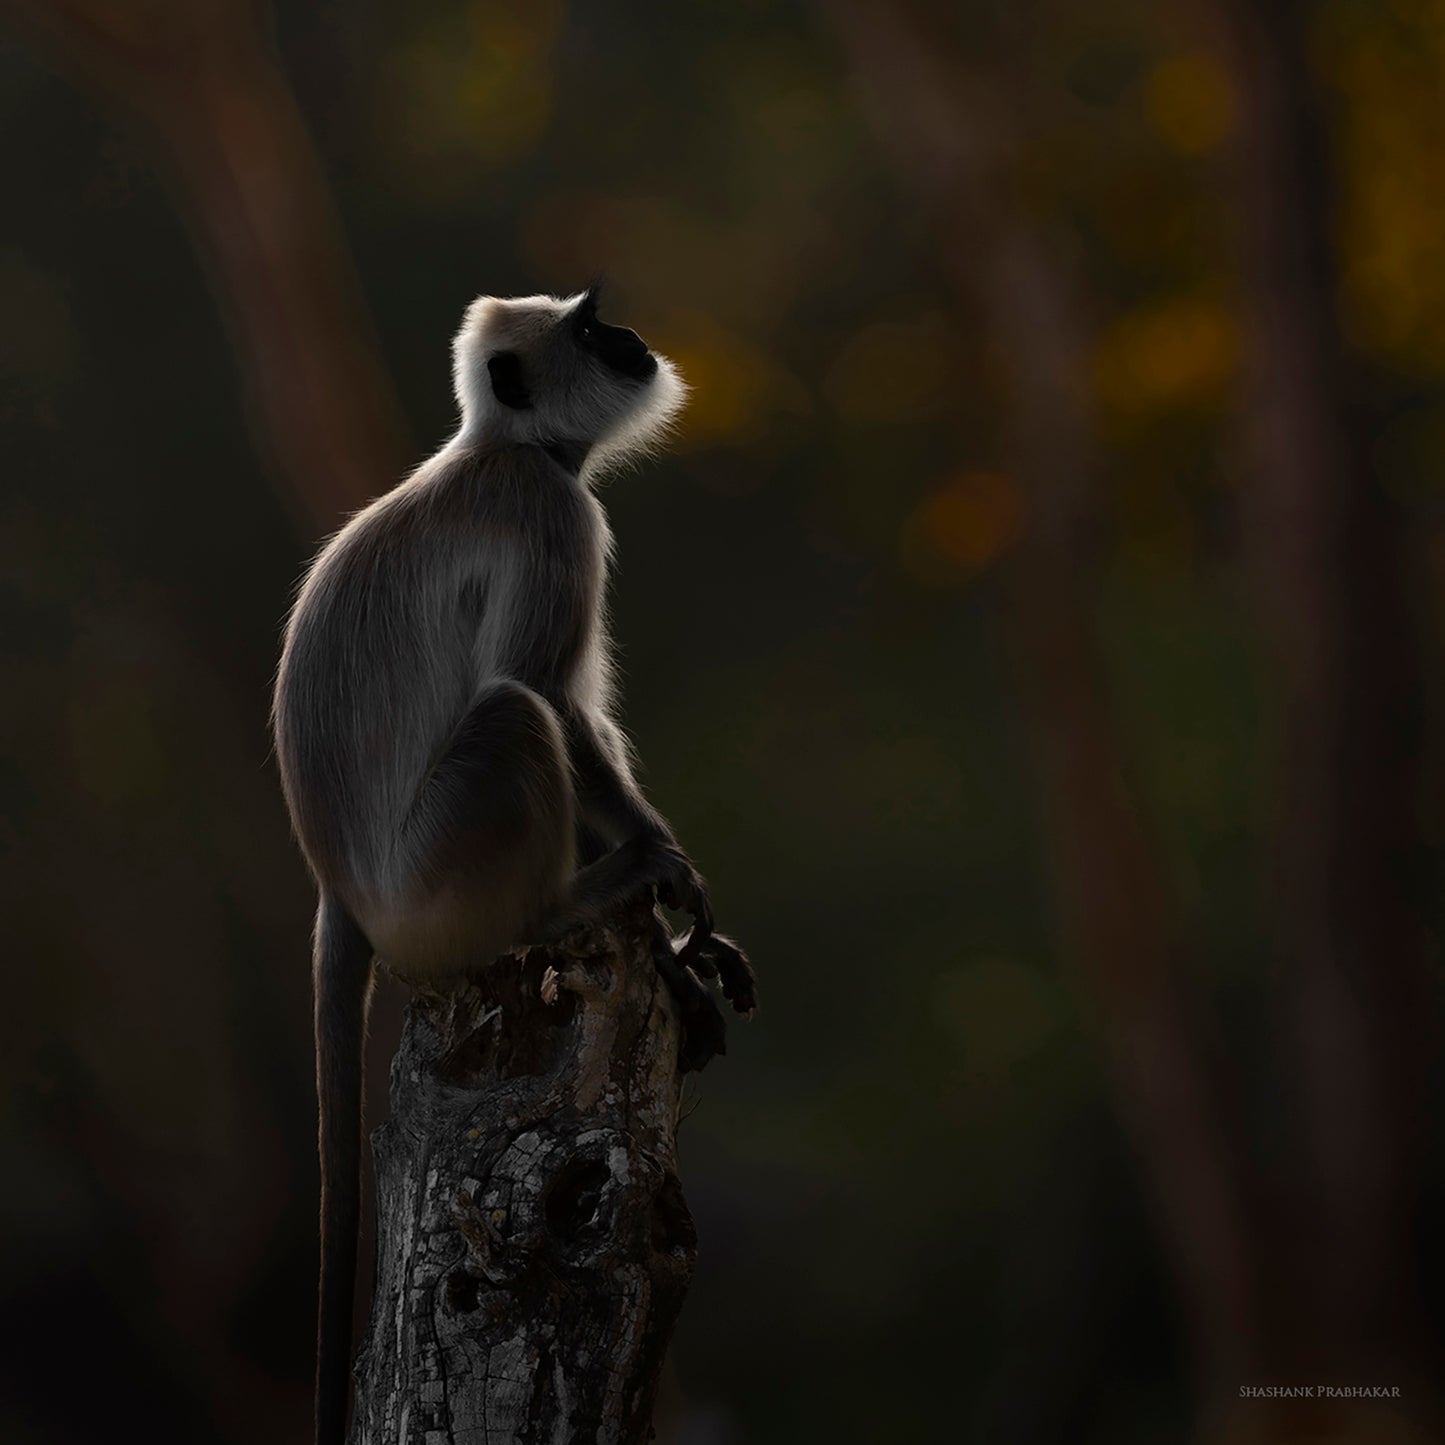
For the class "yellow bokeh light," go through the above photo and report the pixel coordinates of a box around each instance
[1145,52,1233,156]
[657,311,806,449]
[382,0,562,197]
[1092,296,1238,416]
[1334,15,1445,369]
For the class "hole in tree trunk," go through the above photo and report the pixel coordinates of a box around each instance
[445,1269,481,1314]
[545,1159,611,1244]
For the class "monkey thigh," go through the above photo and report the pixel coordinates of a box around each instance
[366,680,575,979]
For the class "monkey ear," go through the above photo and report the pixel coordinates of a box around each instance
[487,352,532,410]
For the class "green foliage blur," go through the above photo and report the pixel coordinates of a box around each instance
[2,2,1444,1442]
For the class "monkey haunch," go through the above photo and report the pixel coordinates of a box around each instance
[271,284,755,1445]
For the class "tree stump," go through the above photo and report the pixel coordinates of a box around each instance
[349,897,743,1445]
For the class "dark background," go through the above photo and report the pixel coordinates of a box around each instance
[2,1,1443,1441]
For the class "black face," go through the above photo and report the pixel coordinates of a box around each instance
[571,282,657,382]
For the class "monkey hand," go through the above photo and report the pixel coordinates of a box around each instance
[650,842,713,960]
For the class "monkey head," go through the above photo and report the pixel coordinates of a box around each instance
[452,283,687,476]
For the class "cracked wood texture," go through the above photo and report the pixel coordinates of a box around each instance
[350,898,699,1445]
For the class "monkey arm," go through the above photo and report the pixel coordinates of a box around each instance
[561,707,668,846]
[555,703,715,954]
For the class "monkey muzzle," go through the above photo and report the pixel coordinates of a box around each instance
[594,324,657,382]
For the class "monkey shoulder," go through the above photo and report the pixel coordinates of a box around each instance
[284,444,604,698]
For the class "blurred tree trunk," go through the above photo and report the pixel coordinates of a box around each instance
[1206,0,1435,1381]
[821,0,1260,1395]
[3,0,416,1429]
[5,0,409,528]
[351,901,697,1444]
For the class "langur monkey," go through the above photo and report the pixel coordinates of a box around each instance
[272,284,752,1445]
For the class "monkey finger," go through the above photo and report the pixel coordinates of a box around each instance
[683,939,720,980]
[684,876,714,934]
[701,934,758,1016]
[677,916,713,967]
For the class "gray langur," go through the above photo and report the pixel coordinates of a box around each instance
[271,284,755,1445]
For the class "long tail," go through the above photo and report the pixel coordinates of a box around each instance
[313,897,374,1445]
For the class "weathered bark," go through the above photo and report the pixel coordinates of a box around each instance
[350,899,703,1445]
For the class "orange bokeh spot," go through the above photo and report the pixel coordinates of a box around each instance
[901,471,1026,586]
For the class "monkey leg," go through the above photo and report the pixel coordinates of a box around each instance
[363,679,575,979]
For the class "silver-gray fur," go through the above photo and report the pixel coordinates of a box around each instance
[272,287,710,1445]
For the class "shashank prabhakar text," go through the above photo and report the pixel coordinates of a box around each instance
[1239,1386,1400,1399]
